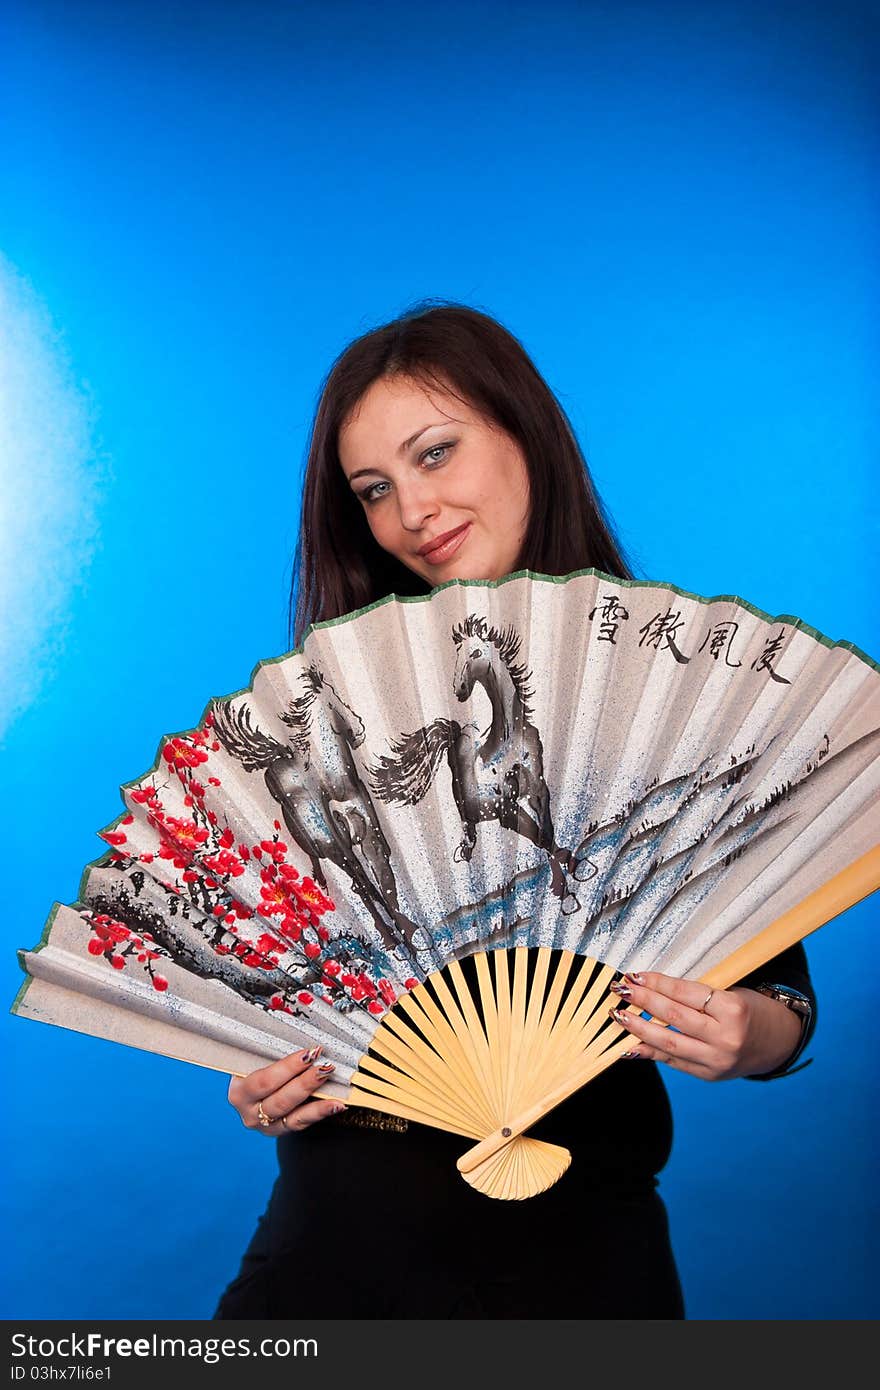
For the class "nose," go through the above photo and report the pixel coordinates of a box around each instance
[395,475,440,532]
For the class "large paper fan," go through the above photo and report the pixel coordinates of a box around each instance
[14,569,880,1199]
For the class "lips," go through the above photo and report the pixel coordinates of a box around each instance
[417,522,471,563]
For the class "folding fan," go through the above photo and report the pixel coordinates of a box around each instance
[14,569,880,1200]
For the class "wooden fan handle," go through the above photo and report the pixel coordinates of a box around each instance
[458,844,880,1176]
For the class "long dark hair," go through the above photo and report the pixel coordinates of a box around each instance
[289,299,634,647]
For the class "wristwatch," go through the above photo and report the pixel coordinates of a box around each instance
[751,982,814,1078]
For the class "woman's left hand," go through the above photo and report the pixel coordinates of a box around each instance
[609,971,804,1081]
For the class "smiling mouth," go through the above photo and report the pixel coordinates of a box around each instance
[418,523,471,564]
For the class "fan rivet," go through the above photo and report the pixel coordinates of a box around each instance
[501,1126,512,1137]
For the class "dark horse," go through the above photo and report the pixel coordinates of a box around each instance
[368,615,593,914]
[211,666,420,951]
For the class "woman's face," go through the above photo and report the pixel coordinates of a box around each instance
[338,374,531,585]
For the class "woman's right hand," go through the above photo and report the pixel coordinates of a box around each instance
[228,1046,344,1134]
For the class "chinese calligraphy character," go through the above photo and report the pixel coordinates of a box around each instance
[697,621,742,668]
[638,609,690,663]
[750,629,792,684]
[588,594,629,644]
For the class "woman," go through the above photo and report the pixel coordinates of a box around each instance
[213,301,816,1320]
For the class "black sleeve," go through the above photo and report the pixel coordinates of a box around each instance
[735,939,818,1081]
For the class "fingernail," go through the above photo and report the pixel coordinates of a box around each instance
[625,972,646,985]
[303,1046,322,1064]
[609,1007,630,1026]
[316,1061,336,1073]
[330,1103,346,1114]
[621,1049,641,1058]
[609,981,632,998]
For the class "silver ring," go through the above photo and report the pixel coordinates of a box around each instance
[700,989,715,1014]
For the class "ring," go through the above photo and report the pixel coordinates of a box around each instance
[257,1100,277,1128]
[280,1114,288,1129]
[699,989,715,1014]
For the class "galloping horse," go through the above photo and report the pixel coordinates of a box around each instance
[211,666,419,951]
[369,615,592,913]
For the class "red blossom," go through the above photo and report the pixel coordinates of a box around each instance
[121,814,134,825]
[87,939,106,956]
[102,831,127,846]
[152,975,169,992]
[110,956,126,970]
[297,991,314,1006]
[256,933,286,955]
[404,978,419,991]
[367,1001,385,1015]
[219,827,235,850]
[304,942,321,961]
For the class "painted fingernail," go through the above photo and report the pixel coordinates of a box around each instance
[330,1104,346,1115]
[316,1061,336,1073]
[303,1046,322,1064]
[609,1007,629,1025]
[621,1049,641,1058]
[625,972,646,985]
[609,981,632,998]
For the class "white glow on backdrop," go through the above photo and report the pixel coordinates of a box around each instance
[0,255,109,738]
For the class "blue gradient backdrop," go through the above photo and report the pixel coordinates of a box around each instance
[1,0,877,1320]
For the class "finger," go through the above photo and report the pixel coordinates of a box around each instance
[609,1004,712,1068]
[232,1046,326,1105]
[262,1058,339,1118]
[280,1097,346,1133]
[253,1089,344,1134]
[611,971,720,1039]
[621,1041,719,1079]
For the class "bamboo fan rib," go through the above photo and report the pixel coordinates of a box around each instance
[12,570,880,1201]
[348,948,622,1198]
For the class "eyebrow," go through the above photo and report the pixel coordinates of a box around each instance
[346,423,447,483]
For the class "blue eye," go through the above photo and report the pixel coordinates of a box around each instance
[361,480,391,503]
[422,443,451,465]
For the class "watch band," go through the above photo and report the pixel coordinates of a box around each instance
[748,982,814,1079]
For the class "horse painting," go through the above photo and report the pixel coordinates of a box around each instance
[211,666,420,951]
[368,615,593,914]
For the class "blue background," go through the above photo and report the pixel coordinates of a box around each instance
[1,0,877,1320]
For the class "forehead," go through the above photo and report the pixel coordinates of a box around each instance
[338,374,478,466]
